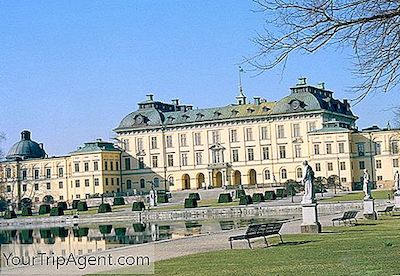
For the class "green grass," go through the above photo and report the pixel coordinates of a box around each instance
[119,216,400,276]
[154,198,240,211]
[321,190,392,202]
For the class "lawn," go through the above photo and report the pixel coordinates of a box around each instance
[154,198,240,211]
[145,216,400,276]
[321,189,393,202]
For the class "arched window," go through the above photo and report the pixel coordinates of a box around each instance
[139,179,145,189]
[168,176,174,186]
[281,169,287,179]
[153,177,160,187]
[264,169,271,180]
[296,168,302,179]
[126,180,132,190]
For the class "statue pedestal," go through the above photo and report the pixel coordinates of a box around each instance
[363,199,377,220]
[301,203,321,233]
[394,195,400,209]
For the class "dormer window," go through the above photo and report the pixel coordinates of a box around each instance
[231,109,239,116]
[167,116,175,123]
[247,107,255,113]
[262,106,270,112]
[182,114,190,121]
[196,113,204,120]
[213,111,222,118]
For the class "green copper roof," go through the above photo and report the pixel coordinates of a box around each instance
[70,140,120,154]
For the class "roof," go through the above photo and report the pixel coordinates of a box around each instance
[70,140,121,154]
[6,131,46,160]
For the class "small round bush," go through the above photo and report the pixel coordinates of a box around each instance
[113,197,125,206]
[99,225,112,235]
[265,191,277,200]
[184,198,198,208]
[72,200,80,209]
[218,193,232,203]
[133,223,146,232]
[132,202,145,211]
[57,201,68,210]
[239,195,253,205]
[157,194,169,203]
[77,201,88,211]
[21,207,33,216]
[252,193,265,203]
[39,204,51,215]
[50,207,64,216]
[98,203,112,213]
[4,210,17,219]
[189,193,200,200]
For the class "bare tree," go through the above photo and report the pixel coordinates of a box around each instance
[249,0,400,103]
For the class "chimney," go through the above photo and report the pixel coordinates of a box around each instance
[146,94,154,101]
[343,99,350,111]
[172,99,180,106]
[297,77,307,86]
[253,97,261,105]
[21,130,31,141]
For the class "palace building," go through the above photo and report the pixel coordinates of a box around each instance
[1,78,400,204]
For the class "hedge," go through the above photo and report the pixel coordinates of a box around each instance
[132,202,145,211]
[252,193,265,203]
[57,201,68,210]
[21,207,33,216]
[133,223,146,232]
[115,227,126,236]
[72,200,80,209]
[73,227,89,237]
[4,210,16,219]
[77,201,88,211]
[99,225,112,235]
[19,229,33,244]
[239,195,253,205]
[98,203,112,213]
[184,198,198,208]
[189,193,200,200]
[40,229,52,239]
[276,188,288,198]
[50,227,69,238]
[113,197,125,206]
[157,194,169,203]
[265,191,277,200]
[236,189,246,198]
[39,204,51,215]
[50,207,64,216]
[218,193,232,203]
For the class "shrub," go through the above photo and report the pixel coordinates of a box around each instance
[73,227,89,237]
[50,207,64,216]
[239,195,253,205]
[189,193,200,200]
[39,204,51,215]
[133,223,146,232]
[51,227,69,238]
[218,193,233,203]
[99,225,112,235]
[276,188,287,198]
[40,229,52,239]
[19,229,33,244]
[115,227,126,236]
[20,198,32,209]
[157,194,169,204]
[113,197,125,206]
[72,200,80,209]
[4,210,16,219]
[235,189,246,198]
[132,202,145,211]
[98,203,112,213]
[21,207,33,216]
[265,191,277,200]
[184,198,198,208]
[57,201,68,210]
[252,193,265,202]
[77,202,88,211]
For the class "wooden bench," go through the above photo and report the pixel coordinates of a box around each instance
[377,205,394,216]
[229,222,284,249]
[332,211,358,226]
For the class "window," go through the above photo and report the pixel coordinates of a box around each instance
[46,182,51,190]
[338,142,345,154]
[212,131,220,143]
[357,143,365,156]
[376,160,382,169]
[296,168,302,179]
[294,145,301,158]
[279,145,286,159]
[391,140,399,154]
[340,162,346,170]
[94,161,99,171]
[138,157,144,169]
[281,169,287,179]
[34,169,40,179]
[195,152,203,165]
[245,128,253,141]
[151,137,158,149]
[292,124,300,138]
[359,161,365,170]
[75,180,80,188]
[309,122,316,132]
[181,153,188,166]
[230,129,238,142]
[262,147,270,160]
[85,179,89,187]
[232,149,239,162]
[125,158,131,170]
[375,142,381,155]
[140,179,145,189]
[59,181,63,189]
[314,144,320,155]
[377,176,383,181]
[167,154,174,167]
[261,127,268,140]
[22,169,27,180]
[105,178,109,185]
[247,148,254,161]
[22,184,27,192]
[152,156,158,168]
[84,162,89,172]
[166,135,173,148]
[194,133,202,145]
[127,180,132,190]
[123,139,130,151]
[168,176,174,186]
[34,183,39,191]
[393,159,399,168]
[326,144,332,154]
[104,161,108,171]
[46,168,51,178]
[110,161,114,171]
[341,177,347,183]
[94,178,99,186]
[5,168,11,178]
[179,134,187,147]
[264,170,271,180]
[137,138,144,151]
[327,162,333,171]
[316,163,321,172]
[277,125,285,138]
[58,167,64,177]
[212,151,222,163]
[6,185,11,192]
[76,195,80,199]
[34,196,39,202]
[116,161,119,171]
[153,177,160,187]
[74,163,80,172]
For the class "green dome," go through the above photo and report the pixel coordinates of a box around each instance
[6,131,46,160]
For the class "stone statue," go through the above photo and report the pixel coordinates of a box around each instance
[301,160,315,204]
[394,171,400,195]
[363,169,372,200]
[149,185,157,207]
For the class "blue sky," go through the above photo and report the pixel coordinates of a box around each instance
[1,0,399,156]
